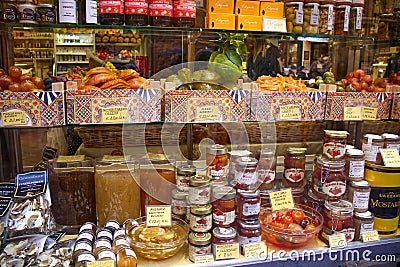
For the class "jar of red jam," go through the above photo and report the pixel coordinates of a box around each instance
[177,165,196,192]
[206,144,228,182]
[362,134,384,164]
[312,156,346,200]
[234,157,258,190]
[188,175,211,205]
[320,199,355,244]
[212,227,238,257]
[237,189,261,221]
[237,219,262,255]
[345,149,365,181]
[323,130,348,160]
[228,150,252,185]
[212,186,236,227]
[188,232,212,262]
[305,189,325,214]
[258,148,276,190]
[190,204,212,232]
[283,148,307,188]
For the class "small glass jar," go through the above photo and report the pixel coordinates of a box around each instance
[286,2,304,33]
[177,165,196,192]
[334,4,351,36]
[347,180,370,213]
[113,228,126,240]
[258,148,276,190]
[283,148,307,188]
[112,237,130,253]
[188,232,212,262]
[234,157,259,190]
[382,133,400,153]
[75,251,96,267]
[323,130,348,160]
[97,248,117,262]
[320,199,355,244]
[303,3,319,34]
[76,230,95,244]
[206,144,228,182]
[312,156,347,200]
[96,228,113,243]
[79,222,97,235]
[228,150,252,185]
[212,186,236,227]
[188,175,211,205]
[319,3,335,34]
[116,247,137,267]
[305,189,325,213]
[350,6,363,36]
[362,134,384,164]
[354,211,374,241]
[3,1,19,23]
[172,189,188,217]
[190,204,212,232]
[237,189,261,221]
[93,237,112,258]
[105,220,120,234]
[345,149,365,181]
[73,240,93,262]
[238,220,262,255]
[212,227,238,256]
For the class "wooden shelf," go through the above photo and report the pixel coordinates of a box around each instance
[14,47,54,50]
[57,61,89,64]
[56,52,87,55]
[56,43,94,46]
[14,36,53,40]
[96,43,141,46]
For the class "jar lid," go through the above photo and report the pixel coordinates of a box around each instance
[237,157,258,167]
[212,227,237,239]
[287,147,307,154]
[325,130,349,138]
[354,211,373,220]
[364,134,384,140]
[37,4,54,8]
[346,149,364,156]
[229,150,252,157]
[316,156,345,168]
[207,144,227,155]
[213,186,236,200]
[191,204,212,215]
[238,219,261,229]
[325,199,353,213]
[237,189,260,197]
[172,188,188,200]
[382,133,400,140]
[189,175,210,187]
[177,165,196,176]
[349,180,370,188]
[188,232,212,246]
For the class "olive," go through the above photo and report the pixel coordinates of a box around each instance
[300,218,312,229]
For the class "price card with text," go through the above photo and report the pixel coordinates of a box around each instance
[279,105,301,120]
[361,230,380,243]
[146,205,172,227]
[102,155,126,161]
[380,149,400,167]
[244,242,267,258]
[362,106,377,120]
[195,106,220,121]
[102,107,128,123]
[194,254,215,264]
[344,106,362,120]
[57,155,85,163]
[328,233,347,249]
[262,18,287,32]
[269,189,294,211]
[1,111,27,126]
[214,243,240,260]
[87,260,114,267]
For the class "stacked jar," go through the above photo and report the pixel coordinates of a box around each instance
[173,165,195,222]
[227,150,252,186]
[283,147,307,189]
[362,134,384,165]
[149,0,173,26]
[206,144,229,183]
[286,1,304,33]
[382,133,400,154]
[258,148,277,191]
[303,0,319,34]
[350,0,364,36]
[319,0,335,35]
[334,0,352,35]
[125,0,149,26]
[18,0,37,24]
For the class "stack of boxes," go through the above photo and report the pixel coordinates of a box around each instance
[206,0,285,31]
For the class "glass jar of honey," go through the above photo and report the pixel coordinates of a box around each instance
[116,247,138,267]
[283,148,307,188]
[345,149,365,181]
[206,144,228,182]
[258,148,276,190]
[237,189,261,221]
[362,134,384,164]
[234,157,259,190]
[212,186,236,227]
[323,130,348,160]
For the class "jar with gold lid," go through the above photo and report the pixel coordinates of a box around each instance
[188,232,212,262]
[190,204,212,232]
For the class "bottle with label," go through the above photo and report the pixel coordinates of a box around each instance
[78,0,98,24]
[238,219,262,255]
[172,0,196,27]
[99,0,125,25]
[58,0,77,23]
[125,0,149,26]
[149,0,173,26]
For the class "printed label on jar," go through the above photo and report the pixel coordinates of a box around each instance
[338,228,355,242]
[115,238,130,247]
[97,231,113,240]
[236,171,258,186]
[310,4,319,25]
[207,165,228,182]
[188,187,210,205]
[188,243,212,261]
[327,4,334,30]
[74,242,92,252]
[323,142,346,159]
[95,240,112,250]
[295,3,304,24]
[213,209,235,225]
[99,0,125,14]
[172,199,187,215]
[149,3,173,17]
[259,169,275,184]
[173,4,196,18]
[20,7,35,21]
[352,191,370,210]
[322,181,347,197]
[190,214,212,232]
[77,233,94,242]
[242,202,261,216]
[238,235,262,250]
[125,1,149,15]
[79,224,95,233]
[349,160,365,178]
[98,250,116,260]
[125,248,136,257]
[355,7,363,29]
[176,174,190,191]
[344,6,350,31]
[284,168,304,183]
[362,143,380,162]
[369,188,400,219]
[77,253,96,262]
[360,222,374,233]
[113,229,125,240]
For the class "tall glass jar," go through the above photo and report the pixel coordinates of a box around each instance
[286,2,304,33]
[48,157,96,233]
[212,186,236,227]
[95,158,140,227]
[345,149,365,181]
[334,3,352,35]
[362,134,384,164]
[319,1,335,34]
[258,148,276,190]
[382,133,400,153]
[228,150,252,185]
[206,144,228,182]
[283,148,307,188]
[303,3,319,34]
[234,157,258,190]
[237,220,262,255]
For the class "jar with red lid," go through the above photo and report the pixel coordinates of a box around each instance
[212,186,236,227]
[206,144,228,182]
[319,3,335,35]
[99,0,125,25]
[312,156,347,200]
[228,150,252,185]
[125,0,149,26]
[237,189,261,221]
[258,148,276,190]
[362,134,384,164]
[173,0,196,27]
[149,0,173,27]
[238,220,262,255]
[320,199,355,244]
[334,4,351,35]
[323,130,348,160]
[283,148,307,188]
[305,189,325,213]
[234,157,258,190]
[286,2,304,33]
[345,149,365,181]
[303,3,320,34]
[212,227,238,258]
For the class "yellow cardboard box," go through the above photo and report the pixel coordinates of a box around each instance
[208,0,235,14]
[207,13,236,30]
[235,1,260,16]
[236,15,262,31]
[260,2,284,18]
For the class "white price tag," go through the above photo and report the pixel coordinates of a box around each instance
[344,6,350,31]
[327,4,334,30]
[310,4,319,25]
[296,3,304,24]
[356,7,363,30]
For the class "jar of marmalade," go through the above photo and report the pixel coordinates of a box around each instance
[323,130,348,160]
[305,189,325,213]
[320,199,355,244]
[238,220,262,255]
[99,0,125,25]
[188,175,211,205]
[345,149,365,181]
[347,180,370,213]
[177,165,196,192]
[188,232,212,262]
[234,157,258,190]
[283,148,307,188]
[190,204,212,232]
[237,189,261,221]
[212,186,236,227]
[228,150,252,185]
[258,148,276,190]
[362,134,384,164]
[212,227,238,257]
[206,144,228,182]
[312,156,346,200]
[382,133,400,153]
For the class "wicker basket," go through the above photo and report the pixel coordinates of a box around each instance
[360,121,400,136]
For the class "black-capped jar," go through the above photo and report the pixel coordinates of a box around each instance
[3,1,20,22]
[188,232,212,262]
[190,204,212,232]
[96,228,113,243]
[176,165,196,192]
[234,157,259,190]
[188,175,211,205]
[237,219,262,255]
[76,230,95,244]
[105,220,120,233]
[18,2,37,24]
[206,144,228,182]
[212,186,236,227]
[283,148,307,188]
[237,189,261,221]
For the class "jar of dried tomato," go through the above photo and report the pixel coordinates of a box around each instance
[237,220,262,255]
[212,227,238,257]
[305,189,325,214]
[312,156,347,200]
[190,204,212,232]
[234,157,258,190]
[345,149,365,181]
[283,148,307,188]
[382,133,400,153]
[237,189,261,221]
[362,134,384,164]
[258,148,276,190]
[228,150,252,185]
[212,186,236,227]
[320,199,355,244]
[188,175,211,205]
[323,130,348,160]
[206,144,228,182]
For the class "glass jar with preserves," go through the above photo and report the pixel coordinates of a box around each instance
[312,156,347,200]
[125,0,149,26]
[99,0,124,25]
[237,189,261,221]
[73,240,93,262]
[258,148,276,190]
[345,149,365,181]
[320,199,355,244]
[206,144,228,182]
[212,186,236,227]
[97,248,117,262]
[75,251,96,267]
[172,188,188,217]
[36,4,56,24]
[77,230,95,244]
[382,133,400,153]
[112,237,131,253]
[176,165,196,192]
[234,157,258,190]
[93,237,112,258]
[173,0,196,27]
[237,220,262,255]
[354,211,374,241]
[212,227,238,255]
[105,220,120,234]
[228,150,252,185]
[190,204,212,232]
[319,2,335,34]
[188,175,211,205]
[283,148,307,188]
[347,180,370,213]
[362,134,384,164]
[149,0,173,26]
[79,222,97,235]
[113,228,126,240]
[116,247,137,267]
[305,189,325,213]
[188,232,212,262]
[350,6,363,36]
[286,2,304,33]
[303,3,319,34]
[97,228,113,243]
[323,130,348,160]
[334,4,351,36]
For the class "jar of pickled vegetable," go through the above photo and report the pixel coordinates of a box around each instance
[345,149,365,181]
[206,144,228,182]
[362,134,384,164]
[283,148,307,188]
[212,186,236,227]
[334,4,351,36]
[258,148,276,190]
[234,157,258,190]
[286,2,304,33]
[319,3,335,34]
[323,130,348,160]
[303,3,319,34]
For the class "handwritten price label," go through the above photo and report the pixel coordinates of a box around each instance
[57,155,85,163]
[380,149,400,167]
[244,242,267,258]
[195,106,219,121]
[1,111,27,126]
[362,107,377,120]
[269,189,294,211]
[344,106,362,120]
[87,260,115,267]
[361,230,380,243]
[194,254,215,264]
[262,18,287,32]
[328,233,347,249]
[279,105,300,120]
[214,243,240,260]
[146,205,172,227]
[102,107,128,123]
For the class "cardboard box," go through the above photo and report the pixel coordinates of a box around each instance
[0,91,65,127]
[207,0,234,14]
[235,0,260,16]
[207,13,236,30]
[236,15,262,31]
[260,2,284,18]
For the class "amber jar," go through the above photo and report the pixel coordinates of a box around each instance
[305,189,325,213]
[382,133,400,153]
[188,232,212,262]
[177,165,196,192]
[149,0,173,27]
[238,220,262,255]
[75,251,96,267]
[258,148,276,190]
[79,222,97,235]
[99,0,125,25]
[323,130,348,160]
[190,204,212,232]
[212,227,238,255]
[334,4,351,36]
[350,7,363,36]
[172,188,188,216]
[312,156,346,200]
[283,148,307,188]
[188,175,211,205]
[116,247,137,267]
[93,237,112,258]
[234,157,258,190]
[172,0,196,28]
[206,144,228,182]
[212,186,236,227]
[354,211,374,241]
[286,2,304,33]
[237,189,261,221]
[112,237,131,253]
[362,134,384,164]
[320,199,355,244]
[303,3,319,34]
[228,150,252,185]
[347,180,370,213]
[125,0,149,26]
[97,248,117,262]
[345,149,365,181]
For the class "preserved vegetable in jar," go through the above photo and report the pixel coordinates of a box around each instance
[173,0,196,27]
[305,189,325,213]
[237,220,262,255]
[286,2,304,33]
[228,150,252,185]
[188,175,211,205]
[258,148,276,190]
[116,247,138,267]
[283,148,307,188]
[334,5,351,36]
[319,4,335,34]
[188,232,212,262]
[347,180,370,213]
[212,227,238,256]
[303,3,319,34]
[382,133,400,153]
[172,188,188,216]
[362,134,384,164]
[234,157,258,190]
[125,0,149,26]
[176,165,196,192]
[190,204,212,232]
[206,144,228,182]
[237,189,261,221]
[212,186,236,227]
[345,149,365,181]
[323,130,348,160]
[99,0,125,25]
[149,0,173,26]
[350,7,363,36]
[354,211,374,241]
